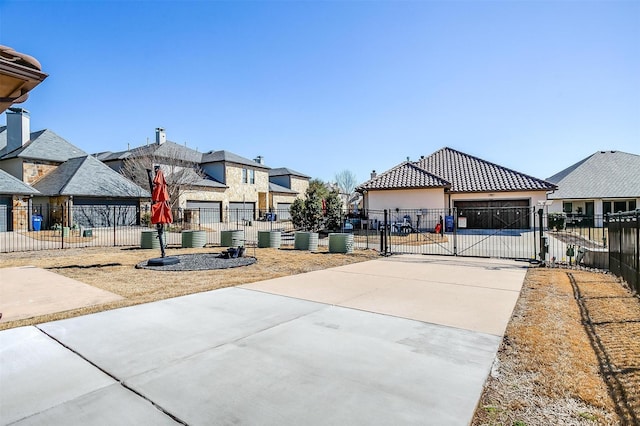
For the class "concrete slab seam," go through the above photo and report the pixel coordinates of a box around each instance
[238,287,503,338]
[34,326,188,426]
[305,269,524,294]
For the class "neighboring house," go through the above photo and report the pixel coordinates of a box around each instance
[31,155,149,227]
[268,167,311,219]
[546,150,640,226]
[357,147,556,229]
[97,128,310,224]
[0,168,40,231]
[0,108,150,229]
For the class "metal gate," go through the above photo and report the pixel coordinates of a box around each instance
[371,207,537,260]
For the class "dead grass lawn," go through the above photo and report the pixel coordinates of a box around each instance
[473,268,640,425]
[0,245,379,330]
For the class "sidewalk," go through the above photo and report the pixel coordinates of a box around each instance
[1,255,527,425]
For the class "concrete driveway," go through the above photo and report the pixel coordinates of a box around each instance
[1,255,527,425]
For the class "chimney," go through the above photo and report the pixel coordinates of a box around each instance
[254,155,264,165]
[155,127,166,145]
[371,170,377,179]
[6,108,31,153]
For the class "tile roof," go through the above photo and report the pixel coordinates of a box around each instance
[415,147,555,193]
[547,150,640,199]
[0,168,40,195]
[201,150,270,169]
[33,155,150,198]
[0,129,86,161]
[269,167,310,179]
[357,161,450,191]
[269,182,298,194]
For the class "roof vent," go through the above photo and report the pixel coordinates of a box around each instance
[254,155,264,165]
[370,170,377,179]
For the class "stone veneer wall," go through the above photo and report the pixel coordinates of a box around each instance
[290,176,309,198]
[23,160,58,185]
[11,196,30,230]
[225,165,269,204]
[48,196,70,226]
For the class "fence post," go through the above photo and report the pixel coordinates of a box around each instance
[636,210,639,292]
[113,206,117,246]
[538,208,544,262]
[61,203,65,249]
[381,209,390,255]
[533,208,537,260]
[453,208,457,256]
[380,210,386,254]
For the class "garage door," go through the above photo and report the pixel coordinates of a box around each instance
[0,197,10,232]
[73,198,139,227]
[454,199,530,229]
[229,202,255,223]
[186,201,221,224]
[277,203,292,221]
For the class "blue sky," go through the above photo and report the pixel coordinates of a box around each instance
[1,1,638,184]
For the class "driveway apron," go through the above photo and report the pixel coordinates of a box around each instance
[1,255,527,425]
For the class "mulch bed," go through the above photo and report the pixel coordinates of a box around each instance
[136,253,257,271]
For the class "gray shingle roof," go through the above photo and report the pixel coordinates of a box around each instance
[99,141,203,164]
[201,150,270,169]
[269,182,297,194]
[33,155,150,198]
[415,147,555,193]
[0,129,86,161]
[172,168,226,189]
[269,167,310,179]
[547,150,640,199]
[0,168,40,195]
[357,161,451,191]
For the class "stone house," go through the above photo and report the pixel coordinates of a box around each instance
[268,167,311,220]
[0,168,40,231]
[97,128,310,225]
[0,108,149,230]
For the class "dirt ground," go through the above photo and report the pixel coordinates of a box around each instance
[472,267,640,425]
[0,245,379,330]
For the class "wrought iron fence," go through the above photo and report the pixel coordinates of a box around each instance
[0,205,304,253]
[1,203,634,285]
[608,210,639,293]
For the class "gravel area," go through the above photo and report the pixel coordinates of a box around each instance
[136,253,257,271]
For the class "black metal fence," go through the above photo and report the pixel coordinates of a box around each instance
[0,205,303,253]
[2,203,637,291]
[608,210,639,294]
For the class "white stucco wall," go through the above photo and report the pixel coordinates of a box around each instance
[365,188,445,211]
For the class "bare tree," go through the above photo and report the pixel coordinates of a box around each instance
[334,169,358,205]
[119,143,206,208]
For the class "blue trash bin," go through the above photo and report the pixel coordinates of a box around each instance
[32,215,42,231]
[444,215,454,232]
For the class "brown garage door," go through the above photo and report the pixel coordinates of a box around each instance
[454,199,530,229]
